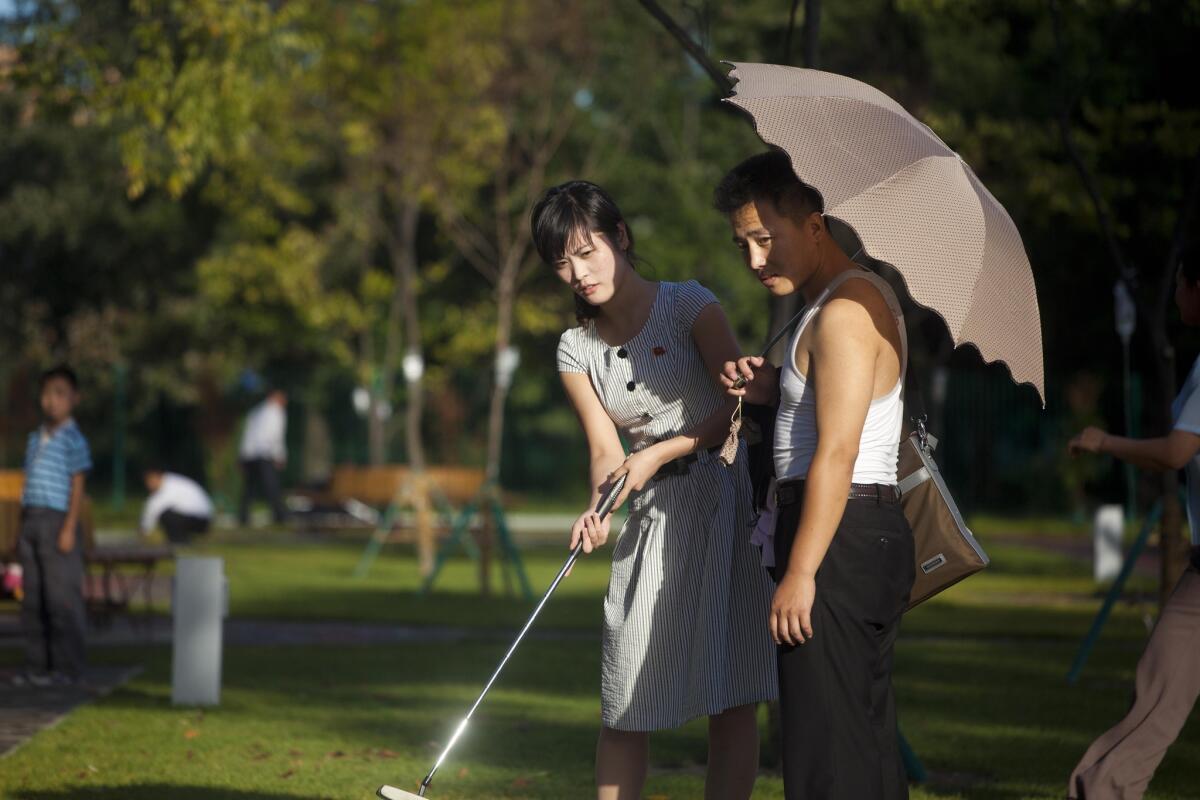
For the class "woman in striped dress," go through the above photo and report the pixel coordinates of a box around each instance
[532,181,777,800]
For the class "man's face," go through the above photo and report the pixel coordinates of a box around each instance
[728,199,815,297]
[39,376,77,424]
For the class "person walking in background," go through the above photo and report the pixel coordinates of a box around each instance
[14,364,91,688]
[1066,243,1200,800]
[238,388,288,526]
[534,180,777,800]
[140,466,214,545]
[716,151,915,800]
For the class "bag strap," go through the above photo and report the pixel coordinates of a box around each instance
[759,305,806,360]
[902,354,932,452]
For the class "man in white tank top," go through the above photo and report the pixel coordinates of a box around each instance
[715,151,915,800]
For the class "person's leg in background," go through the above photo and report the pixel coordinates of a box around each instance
[43,517,86,680]
[16,509,54,676]
[259,458,287,523]
[1068,567,1200,799]
[160,509,208,545]
[238,459,257,526]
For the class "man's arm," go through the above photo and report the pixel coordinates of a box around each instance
[140,487,168,536]
[771,295,879,646]
[270,406,287,464]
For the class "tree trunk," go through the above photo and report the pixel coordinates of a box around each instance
[395,200,426,473]
[361,329,384,466]
[389,198,434,574]
[485,265,517,485]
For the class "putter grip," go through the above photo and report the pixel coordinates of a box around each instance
[594,474,627,519]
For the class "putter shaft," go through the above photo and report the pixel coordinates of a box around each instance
[407,474,628,796]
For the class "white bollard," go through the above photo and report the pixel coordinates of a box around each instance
[172,556,227,706]
[1093,505,1125,583]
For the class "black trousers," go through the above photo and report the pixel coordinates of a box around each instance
[238,458,286,524]
[771,492,915,800]
[17,507,86,677]
[160,509,211,544]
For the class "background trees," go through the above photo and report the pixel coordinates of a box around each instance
[2,0,1197,525]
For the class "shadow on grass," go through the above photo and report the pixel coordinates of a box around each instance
[12,788,330,800]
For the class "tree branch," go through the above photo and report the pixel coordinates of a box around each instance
[439,206,500,281]
[636,0,731,94]
[1154,152,1200,339]
[1050,0,1138,283]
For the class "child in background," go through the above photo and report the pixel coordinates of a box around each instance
[14,364,91,687]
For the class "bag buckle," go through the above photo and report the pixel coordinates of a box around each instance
[913,414,930,452]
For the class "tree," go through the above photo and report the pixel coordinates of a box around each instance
[312,0,507,469]
[437,3,594,490]
[1049,0,1200,600]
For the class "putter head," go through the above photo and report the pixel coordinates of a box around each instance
[377,786,424,800]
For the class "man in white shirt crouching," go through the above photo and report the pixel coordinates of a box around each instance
[141,467,214,545]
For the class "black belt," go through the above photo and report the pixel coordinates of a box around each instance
[651,446,721,481]
[775,479,899,506]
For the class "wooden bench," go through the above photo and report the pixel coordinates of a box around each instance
[0,470,172,612]
[314,465,487,577]
[325,464,486,509]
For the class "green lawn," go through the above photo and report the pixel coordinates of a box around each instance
[1,531,1197,799]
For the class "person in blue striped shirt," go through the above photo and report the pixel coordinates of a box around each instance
[13,364,91,688]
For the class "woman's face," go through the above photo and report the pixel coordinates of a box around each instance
[1176,268,1200,326]
[552,224,630,308]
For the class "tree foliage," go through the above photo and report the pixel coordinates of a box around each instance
[2,0,1197,510]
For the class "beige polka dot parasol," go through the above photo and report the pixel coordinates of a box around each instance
[726,62,1045,402]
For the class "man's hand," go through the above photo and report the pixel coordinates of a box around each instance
[719,356,778,406]
[56,525,76,555]
[770,571,816,646]
[1068,426,1107,457]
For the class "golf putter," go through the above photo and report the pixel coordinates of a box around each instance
[377,473,628,799]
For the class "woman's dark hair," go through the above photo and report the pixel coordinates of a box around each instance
[531,180,636,323]
[713,149,824,220]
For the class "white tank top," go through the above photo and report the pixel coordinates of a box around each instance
[774,269,907,484]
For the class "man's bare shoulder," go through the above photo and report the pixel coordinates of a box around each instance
[813,279,882,336]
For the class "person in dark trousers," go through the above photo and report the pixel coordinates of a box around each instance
[237,388,288,526]
[1065,243,1200,800]
[716,151,915,800]
[14,364,91,688]
[140,467,214,545]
